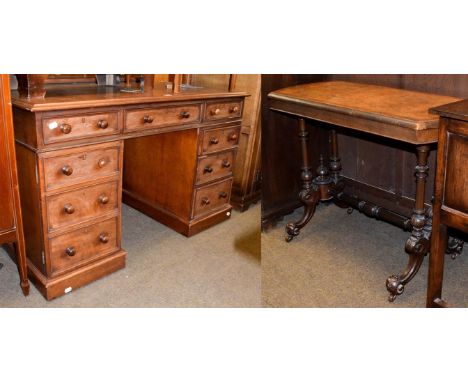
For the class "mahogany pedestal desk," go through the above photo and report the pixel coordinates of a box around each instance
[268,81,462,302]
[427,99,468,307]
[11,84,247,300]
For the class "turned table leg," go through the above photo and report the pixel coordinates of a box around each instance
[328,128,347,207]
[386,145,431,302]
[285,118,320,242]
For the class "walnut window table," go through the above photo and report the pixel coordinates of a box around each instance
[268,81,463,302]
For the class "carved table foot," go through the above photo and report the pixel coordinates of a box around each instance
[446,236,464,260]
[386,234,429,302]
[285,187,320,242]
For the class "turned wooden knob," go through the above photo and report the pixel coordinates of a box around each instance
[98,194,109,204]
[230,106,239,113]
[97,120,108,129]
[98,158,108,168]
[201,197,210,205]
[143,115,154,123]
[204,165,213,174]
[209,137,219,145]
[99,233,109,244]
[222,160,231,168]
[228,133,238,141]
[63,203,75,214]
[60,123,72,134]
[180,111,190,119]
[65,246,76,257]
[219,191,228,198]
[61,165,73,176]
[211,108,220,116]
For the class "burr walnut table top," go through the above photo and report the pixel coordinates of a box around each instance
[268,81,460,144]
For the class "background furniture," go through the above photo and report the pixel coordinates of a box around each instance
[0,74,29,295]
[12,81,247,300]
[191,74,261,211]
[427,99,468,307]
[268,81,460,301]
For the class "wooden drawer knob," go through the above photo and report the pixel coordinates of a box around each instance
[65,246,76,257]
[98,158,108,168]
[211,108,220,116]
[143,115,154,124]
[180,111,190,119]
[99,233,109,244]
[229,106,239,113]
[222,160,231,168]
[63,203,75,214]
[97,120,109,129]
[60,123,72,134]
[209,137,219,145]
[219,191,228,198]
[228,133,238,141]
[61,165,74,176]
[98,194,109,204]
[201,197,210,206]
[204,165,213,174]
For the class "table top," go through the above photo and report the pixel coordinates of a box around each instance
[11,83,248,112]
[268,81,461,144]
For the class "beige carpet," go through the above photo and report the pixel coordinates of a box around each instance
[262,203,467,308]
[0,203,261,307]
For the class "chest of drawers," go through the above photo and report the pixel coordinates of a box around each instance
[12,85,247,300]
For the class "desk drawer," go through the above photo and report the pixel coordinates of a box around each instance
[196,150,235,185]
[193,178,232,218]
[200,125,240,154]
[46,181,119,231]
[42,112,119,144]
[205,100,242,122]
[125,103,201,132]
[48,217,119,276]
[43,142,121,191]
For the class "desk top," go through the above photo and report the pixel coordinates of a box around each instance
[12,83,248,112]
[269,81,460,144]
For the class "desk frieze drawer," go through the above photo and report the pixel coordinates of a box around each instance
[193,178,232,218]
[42,112,119,144]
[124,103,201,132]
[196,149,236,185]
[46,181,119,232]
[200,125,240,154]
[48,217,119,276]
[42,142,122,191]
[204,100,243,122]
